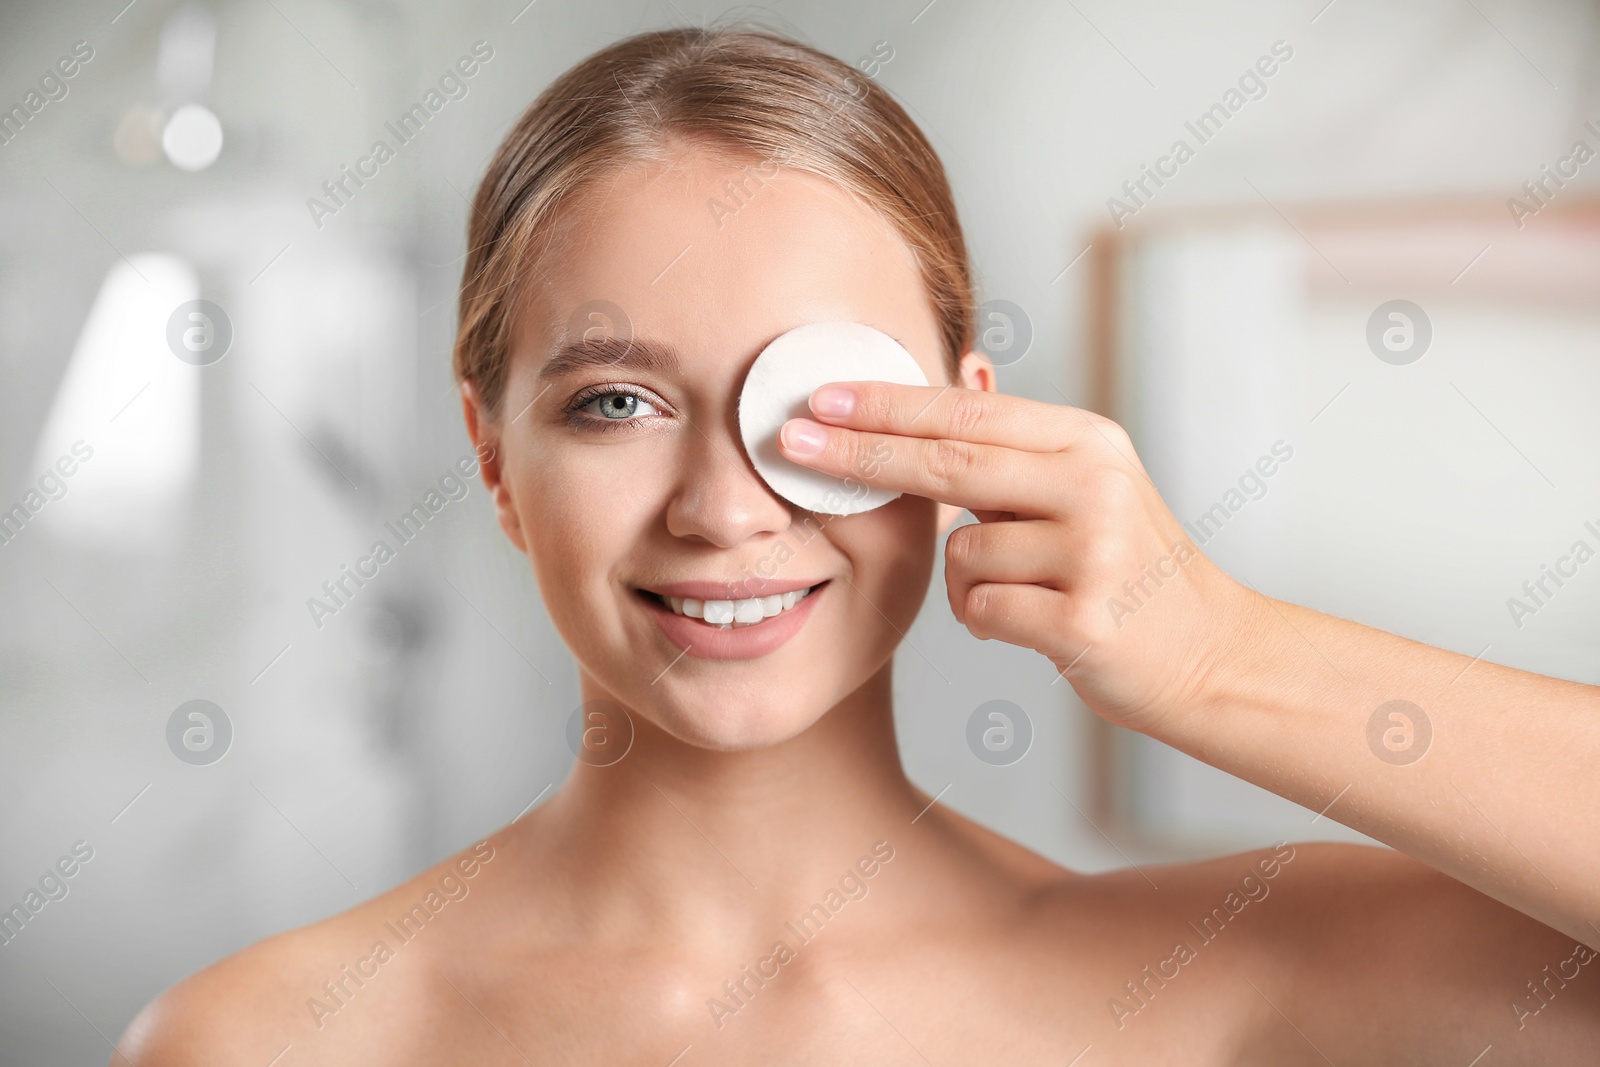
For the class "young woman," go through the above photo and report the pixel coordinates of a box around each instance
[118,26,1600,1065]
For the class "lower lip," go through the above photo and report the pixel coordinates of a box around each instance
[639,583,827,661]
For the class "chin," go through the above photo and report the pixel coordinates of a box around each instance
[639,676,845,752]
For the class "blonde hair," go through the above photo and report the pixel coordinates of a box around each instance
[454,25,974,418]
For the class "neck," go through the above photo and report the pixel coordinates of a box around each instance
[512,660,923,948]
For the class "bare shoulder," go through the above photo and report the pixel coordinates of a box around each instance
[1230,841,1600,1064]
[113,835,506,1067]
[917,795,1077,887]
[986,838,1595,1062]
[112,917,341,1066]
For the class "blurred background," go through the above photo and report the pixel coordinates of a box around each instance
[1,0,1597,1060]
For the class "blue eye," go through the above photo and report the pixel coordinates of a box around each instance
[566,386,664,431]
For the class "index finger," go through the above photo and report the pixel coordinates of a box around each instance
[777,417,1055,516]
[806,381,1099,452]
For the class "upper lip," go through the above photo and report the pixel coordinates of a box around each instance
[640,577,827,600]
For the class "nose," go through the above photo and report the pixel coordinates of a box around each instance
[664,420,793,547]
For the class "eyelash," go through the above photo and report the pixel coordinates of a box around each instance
[563,383,667,433]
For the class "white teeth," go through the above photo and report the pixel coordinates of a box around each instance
[658,585,816,628]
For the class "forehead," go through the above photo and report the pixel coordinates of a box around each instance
[515,146,945,387]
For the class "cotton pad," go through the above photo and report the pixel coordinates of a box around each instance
[738,321,929,515]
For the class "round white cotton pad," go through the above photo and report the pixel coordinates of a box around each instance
[738,321,929,515]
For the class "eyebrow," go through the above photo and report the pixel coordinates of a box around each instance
[534,327,915,382]
[537,336,681,381]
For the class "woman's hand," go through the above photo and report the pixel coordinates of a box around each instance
[777,381,1260,735]
[781,380,1600,951]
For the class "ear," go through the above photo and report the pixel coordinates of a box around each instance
[460,378,528,554]
[936,350,997,535]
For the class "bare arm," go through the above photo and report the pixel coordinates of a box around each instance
[1169,591,1600,949]
[779,379,1600,947]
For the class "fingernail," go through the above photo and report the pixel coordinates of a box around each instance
[780,418,827,455]
[811,386,855,418]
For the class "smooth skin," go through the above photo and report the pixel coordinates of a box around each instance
[114,145,1600,1065]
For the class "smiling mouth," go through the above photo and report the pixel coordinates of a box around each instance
[636,582,828,629]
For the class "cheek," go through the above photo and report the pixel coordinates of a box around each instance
[830,495,940,617]
[514,439,670,622]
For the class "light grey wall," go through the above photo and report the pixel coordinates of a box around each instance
[1,0,1597,1062]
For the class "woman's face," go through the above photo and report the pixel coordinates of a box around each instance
[471,145,979,750]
